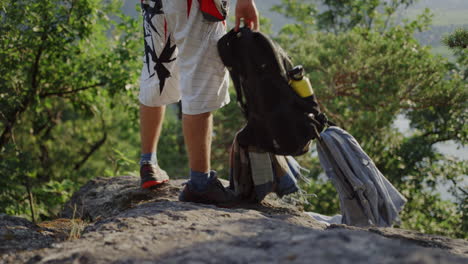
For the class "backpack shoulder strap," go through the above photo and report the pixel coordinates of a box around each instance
[218,29,249,116]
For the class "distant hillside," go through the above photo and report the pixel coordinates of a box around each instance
[247,0,467,58]
[123,0,468,25]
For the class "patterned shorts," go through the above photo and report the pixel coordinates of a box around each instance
[139,0,230,115]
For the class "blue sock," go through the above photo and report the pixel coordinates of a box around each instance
[140,152,157,166]
[189,170,213,191]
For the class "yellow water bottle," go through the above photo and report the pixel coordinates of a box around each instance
[288,65,314,98]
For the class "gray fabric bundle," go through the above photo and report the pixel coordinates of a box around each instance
[316,126,407,227]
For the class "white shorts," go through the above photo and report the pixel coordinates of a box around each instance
[139,0,230,115]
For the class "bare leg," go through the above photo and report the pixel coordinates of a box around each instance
[182,112,212,173]
[139,104,169,189]
[179,111,235,203]
[140,104,165,154]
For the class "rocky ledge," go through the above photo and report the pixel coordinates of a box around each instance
[1,176,467,264]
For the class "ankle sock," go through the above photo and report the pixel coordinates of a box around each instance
[189,170,213,191]
[140,152,157,166]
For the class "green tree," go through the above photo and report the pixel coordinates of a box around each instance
[0,0,141,221]
[443,27,468,79]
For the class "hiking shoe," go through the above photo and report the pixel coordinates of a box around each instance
[140,163,169,189]
[179,176,237,206]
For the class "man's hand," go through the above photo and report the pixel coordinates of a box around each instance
[235,0,259,31]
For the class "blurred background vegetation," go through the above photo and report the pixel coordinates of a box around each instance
[0,0,466,239]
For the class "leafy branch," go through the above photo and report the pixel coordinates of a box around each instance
[40,83,105,98]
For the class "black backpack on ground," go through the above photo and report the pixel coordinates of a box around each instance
[217,27,328,156]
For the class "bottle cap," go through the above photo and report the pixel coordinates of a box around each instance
[288,65,304,80]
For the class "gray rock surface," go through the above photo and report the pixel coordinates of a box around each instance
[0,214,55,254]
[1,176,467,264]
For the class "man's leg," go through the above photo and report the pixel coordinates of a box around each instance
[182,112,212,173]
[140,104,165,155]
[179,111,235,205]
[164,0,233,204]
[139,104,169,189]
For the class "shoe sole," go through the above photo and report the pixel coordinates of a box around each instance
[141,179,169,189]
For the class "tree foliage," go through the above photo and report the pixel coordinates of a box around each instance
[443,27,468,80]
[0,0,141,220]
